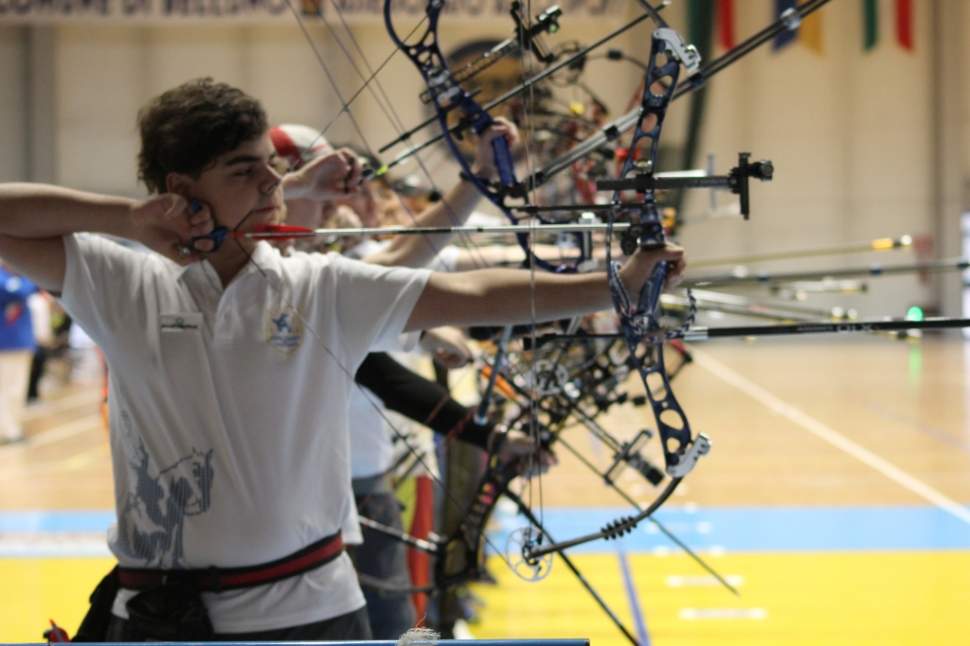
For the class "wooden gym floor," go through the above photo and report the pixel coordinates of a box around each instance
[2,334,969,644]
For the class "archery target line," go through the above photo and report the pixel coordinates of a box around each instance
[692,348,970,526]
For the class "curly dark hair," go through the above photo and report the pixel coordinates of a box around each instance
[137,78,268,194]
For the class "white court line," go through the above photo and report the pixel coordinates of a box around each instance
[22,390,100,422]
[27,414,103,449]
[680,608,767,620]
[61,443,110,469]
[0,443,108,481]
[667,574,745,589]
[693,348,970,526]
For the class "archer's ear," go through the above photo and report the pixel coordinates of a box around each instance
[165,172,193,196]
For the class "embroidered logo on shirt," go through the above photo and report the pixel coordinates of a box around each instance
[160,313,203,333]
[266,306,303,352]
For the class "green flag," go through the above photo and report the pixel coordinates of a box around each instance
[863,0,878,50]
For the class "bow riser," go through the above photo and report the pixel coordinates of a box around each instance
[608,26,705,477]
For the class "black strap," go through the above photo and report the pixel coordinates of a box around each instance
[117,530,343,592]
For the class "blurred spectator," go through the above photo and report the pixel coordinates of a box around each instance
[27,296,73,402]
[0,263,37,444]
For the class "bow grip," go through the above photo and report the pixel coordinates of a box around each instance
[490,136,516,188]
[641,258,669,321]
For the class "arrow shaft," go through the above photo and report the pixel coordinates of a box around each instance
[243,222,633,239]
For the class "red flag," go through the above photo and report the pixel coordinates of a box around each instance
[407,474,434,621]
[895,0,914,51]
[717,0,735,49]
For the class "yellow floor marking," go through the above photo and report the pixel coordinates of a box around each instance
[4,550,970,644]
[0,557,115,642]
[471,551,970,646]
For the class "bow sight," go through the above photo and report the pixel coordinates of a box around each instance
[597,152,774,255]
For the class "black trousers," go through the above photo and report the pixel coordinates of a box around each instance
[105,605,372,641]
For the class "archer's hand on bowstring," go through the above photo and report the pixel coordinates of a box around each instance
[493,428,558,478]
[283,148,365,202]
[471,118,520,179]
[128,194,215,265]
[617,242,687,295]
[419,326,474,369]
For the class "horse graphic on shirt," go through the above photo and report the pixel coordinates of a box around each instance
[117,420,214,567]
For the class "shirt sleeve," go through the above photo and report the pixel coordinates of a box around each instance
[59,233,154,350]
[328,254,430,365]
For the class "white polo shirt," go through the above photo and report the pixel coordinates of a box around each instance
[60,233,429,633]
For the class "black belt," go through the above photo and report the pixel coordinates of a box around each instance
[117,530,344,592]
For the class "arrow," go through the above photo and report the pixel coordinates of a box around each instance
[237,222,634,241]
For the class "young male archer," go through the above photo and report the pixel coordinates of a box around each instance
[0,77,684,641]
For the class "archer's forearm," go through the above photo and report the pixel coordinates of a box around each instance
[0,183,134,239]
[368,179,480,268]
[407,268,611,331]
[354,352,491,449]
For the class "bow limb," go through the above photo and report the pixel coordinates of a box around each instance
[487,332,737,596]
[284,0,529,279]
[520,0,832,194]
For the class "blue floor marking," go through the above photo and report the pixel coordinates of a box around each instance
[6,505,970,553]
[0,510,113,533]
[493,505,970,553]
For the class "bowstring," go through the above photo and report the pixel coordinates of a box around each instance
[284,1,425,143]
[324,0,410,135]
[514,0,547,556]
[322,0,496,267]
[284,0,494,272]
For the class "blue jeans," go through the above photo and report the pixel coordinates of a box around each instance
[350,474,418,639]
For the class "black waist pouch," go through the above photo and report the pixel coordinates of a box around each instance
[73,566,120,642]
[123,575,214,641]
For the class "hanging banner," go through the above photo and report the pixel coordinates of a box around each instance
[799,8,822,53]
[0,0,630,24]
[862,0,878,51]
[715,0,733,50]
[895,0,913,51]
[772,0,797,50]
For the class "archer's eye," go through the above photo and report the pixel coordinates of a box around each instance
[269,156,291,175]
